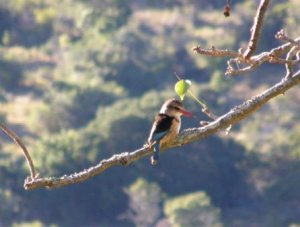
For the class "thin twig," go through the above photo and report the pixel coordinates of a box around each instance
[275,29,300,48]
[24,70,300,190]
[193,46,244,59]
[194,37,300,76]
[225,37,300,76]
[269,56,300,65]
[194,38,300,62]
[285,46,299,78]
[174,72,214,120]
[243,0,270,59]
[273,30,300,77]
[226,60,260,76]
[0,122,36,179]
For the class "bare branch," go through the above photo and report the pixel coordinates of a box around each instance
[174,70,300,146]
[285,46,299,78]
[225,38,300,76]
[270,37,300,56]
[194,38,300,60]
[243,0,271,59]
[274,30,300,77]
[194,37,300,76]
[275,29,300,48]
[269,56,300,65]
[226,61,260,76]
[24,70,300,190]
[24,149,148,190]
[0,122,37,179]
[193,46,243,59]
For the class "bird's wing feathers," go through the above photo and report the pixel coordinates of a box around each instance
[148,114,174,142]
[151,131,168,142]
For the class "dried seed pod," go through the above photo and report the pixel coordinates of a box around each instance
[224,4,230,17]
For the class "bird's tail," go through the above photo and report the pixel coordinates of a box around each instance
[151,142,160,165]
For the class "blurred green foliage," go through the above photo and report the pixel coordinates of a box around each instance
[124,178,164,226]
[0,0,299,226]
[164,191,222,227]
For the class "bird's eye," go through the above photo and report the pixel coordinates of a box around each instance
[174,106,180,111]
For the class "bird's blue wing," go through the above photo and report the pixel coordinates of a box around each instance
[148,114,174,164]
[151,131,168,142]
[148,114,173,143]
[150,131,167,164]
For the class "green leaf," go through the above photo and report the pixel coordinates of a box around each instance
[174,80,192,100]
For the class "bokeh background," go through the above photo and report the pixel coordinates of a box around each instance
[0,0,300,226]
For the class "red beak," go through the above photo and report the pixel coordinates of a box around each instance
[181,108,192,117]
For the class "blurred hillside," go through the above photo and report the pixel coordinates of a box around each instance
[0,0,300,226]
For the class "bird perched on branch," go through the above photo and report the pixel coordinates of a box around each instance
[148,99,192,165]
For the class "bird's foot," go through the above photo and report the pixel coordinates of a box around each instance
[144,141,153,148]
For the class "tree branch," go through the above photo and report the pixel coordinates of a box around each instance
[243,0,270,59]
[0,122,37,179]
[275,29,300,78]
[193,37,300,76]
[24,70,300,190]
[275,29,300,48]
[285,46,299,78]
[193,46,244,59]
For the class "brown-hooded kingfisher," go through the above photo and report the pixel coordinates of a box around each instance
[148,99,192,165]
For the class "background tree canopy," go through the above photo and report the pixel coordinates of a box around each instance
[0,0,300,226]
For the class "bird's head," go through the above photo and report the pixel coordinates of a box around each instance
[160,99,192,118]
